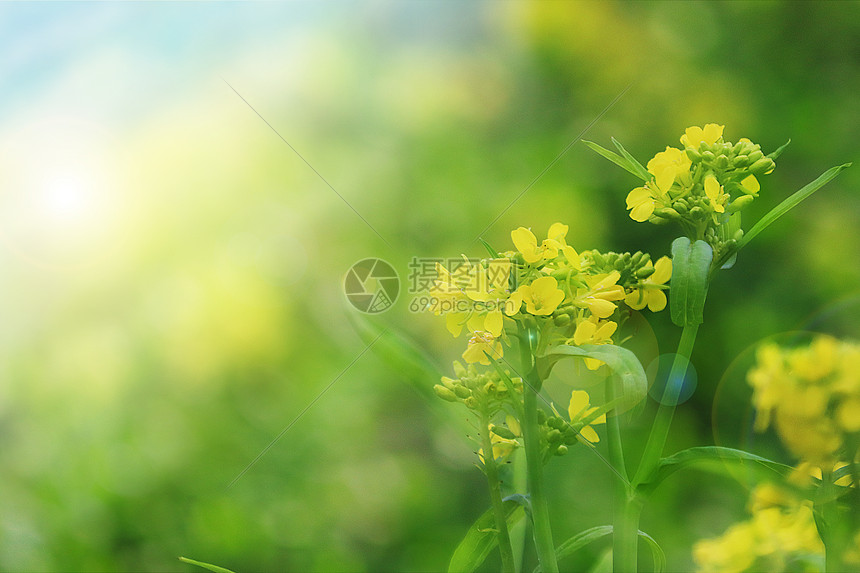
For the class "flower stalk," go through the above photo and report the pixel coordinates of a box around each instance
[479,410,517,573]
[519,323,559,573]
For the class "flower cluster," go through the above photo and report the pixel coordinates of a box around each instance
[433,222,671,368]
[432,222,671,467]
[625,123,777,259]
[748,336,860,466]
[693,482,824,573]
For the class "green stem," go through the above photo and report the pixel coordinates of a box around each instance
[632,323,700,487]
[480,410,516,573]
[518,323,559,573]
[607,376,640,572]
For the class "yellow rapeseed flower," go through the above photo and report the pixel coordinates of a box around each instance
[704,174,728,215]
[625,256,672,312]
[681,123,725,149]
[646,146,692,193]
[567,390,606,443]
[509,275,565,316]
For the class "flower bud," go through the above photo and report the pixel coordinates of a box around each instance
[689,206,704,219]
[536,409,547,424]
[433,385,459,402]
[655,207,680,220]
[728,194,755,212]
[547,429,562,442]
[749,157,776,176]
[747,149,764,163]
[454,385,472,399]
[733,154,750,168]
[464,397,478,409]
[556,444,569,456]
[636,266,656,279]
[672,201,689,214]
[702,151,716,162]
[686,148,702,161]
[553,313,572,327]
[716,155,729,169]
[490,424,517,440]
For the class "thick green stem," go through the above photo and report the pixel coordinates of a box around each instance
[523,383,558,573]
[632,323,699,487]
[480,410,516,573]
[518,323,559,573]
[607,377,640,572]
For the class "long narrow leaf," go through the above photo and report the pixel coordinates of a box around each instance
[640,446,793,493]
[583,140,648,181]
[532,526,665,573]
[766,139,791,160]
[179,557,237,573]
[449,502,525,573]
[611,137,651,181]
[738,163,851,250]
[638,530,667,573]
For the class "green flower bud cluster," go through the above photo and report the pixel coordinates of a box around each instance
[433,361,523,415]
[584,250,654,289]
[687,139,776,192]
[539,411,589,458]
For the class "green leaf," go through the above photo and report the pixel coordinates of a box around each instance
[767,139,791,160]
[479,238,500,259]
[738,163,852,250]
[448,501,525,573]
[532,526,665,573]
[640,446,793,493]
[638,530,667,573]
[582,140,649,181]
[540,344,647,412]
[179,557,237,573]
[549,526,613,570]
[669,237,713,327]
[611,137,651,181]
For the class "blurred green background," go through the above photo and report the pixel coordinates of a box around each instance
[0,2,858,571]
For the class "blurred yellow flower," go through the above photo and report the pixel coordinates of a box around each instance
[693,482,823,573]
[748,336,860,466]
[462,331,503,365]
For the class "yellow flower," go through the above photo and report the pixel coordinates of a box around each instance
[625,256,672,312]
[572,317,617,370]
[680,123,725,149]
[740,174,760,194]
[510,276,565,316]
[462,331,503,365]
[625,183,660,222]
[511,223,580,266]
[436,258,513,338]
[646,146,691,193]
[573,271,626,319]
[693,482,824,573]
[704,174,728,214]
[567,390,606,444]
